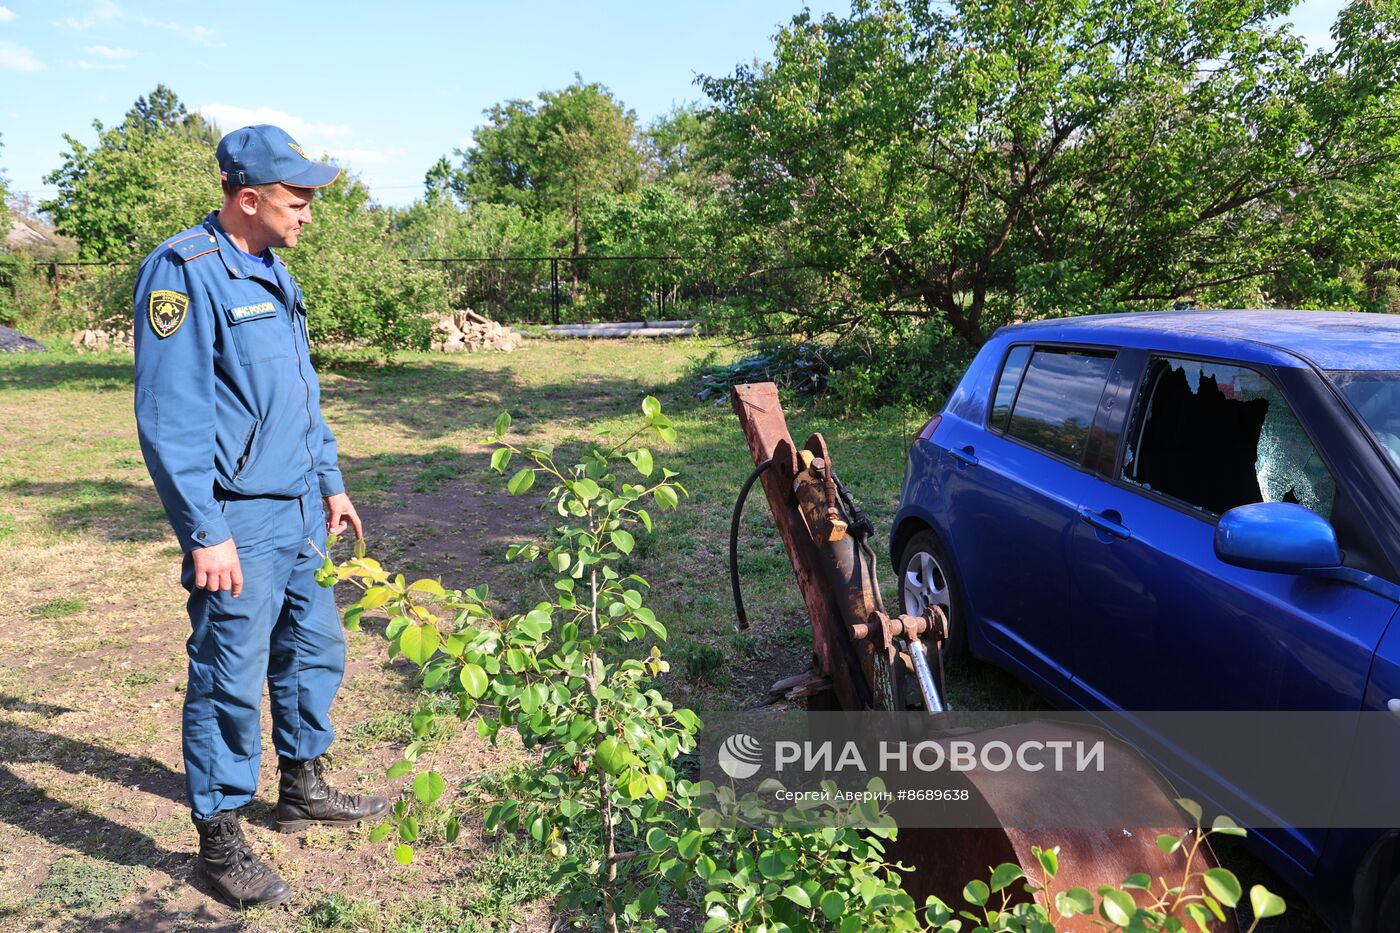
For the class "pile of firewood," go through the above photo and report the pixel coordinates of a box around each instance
[71,328,134,353]
[429,309,524,353]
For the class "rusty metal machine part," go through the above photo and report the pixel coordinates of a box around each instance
[729,381,1236,931]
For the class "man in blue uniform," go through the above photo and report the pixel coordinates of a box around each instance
[133,124,387,909]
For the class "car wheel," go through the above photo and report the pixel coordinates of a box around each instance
[897,529,967,660]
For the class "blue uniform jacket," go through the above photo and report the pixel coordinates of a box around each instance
[132,211,344,553]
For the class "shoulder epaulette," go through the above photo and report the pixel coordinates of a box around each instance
[166,232,219,263]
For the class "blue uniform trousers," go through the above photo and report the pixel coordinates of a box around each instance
[181,489,345,821]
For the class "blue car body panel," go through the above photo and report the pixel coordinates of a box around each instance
[890,310,1400,932]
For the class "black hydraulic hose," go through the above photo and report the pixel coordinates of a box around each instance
[730,458,772,630]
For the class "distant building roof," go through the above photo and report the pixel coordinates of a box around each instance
[5,219,54,250]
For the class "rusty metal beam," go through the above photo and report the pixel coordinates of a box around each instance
[732,382,872,710]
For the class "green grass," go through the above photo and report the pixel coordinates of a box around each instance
[29,597,85,619]
[7,340,1297,928]
[34,854,145,915]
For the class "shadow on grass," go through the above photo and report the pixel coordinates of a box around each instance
[0,358,134,393]
[322,358,692,439]
[3,478,167,542]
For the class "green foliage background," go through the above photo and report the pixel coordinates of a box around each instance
[4,1,1400,383]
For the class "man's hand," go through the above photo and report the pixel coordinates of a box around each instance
[325,492,363,540]
[192,538,243,597]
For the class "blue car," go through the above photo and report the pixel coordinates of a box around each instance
[890,310,1400,932]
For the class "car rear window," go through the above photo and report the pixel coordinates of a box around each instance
[989,344,1032,432]
[1006,348,1115,463]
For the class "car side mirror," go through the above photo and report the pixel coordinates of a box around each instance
[1214,502,1340,574]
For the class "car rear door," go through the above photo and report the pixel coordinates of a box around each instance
[1068,353,1398,868]
[939,343,1117,697]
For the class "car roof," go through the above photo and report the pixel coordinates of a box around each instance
[996,310,1400,371]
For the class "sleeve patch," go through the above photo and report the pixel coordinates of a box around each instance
[148,290,189,338]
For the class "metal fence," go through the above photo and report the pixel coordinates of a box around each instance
[410,255,718,325]
[28,254,808,328]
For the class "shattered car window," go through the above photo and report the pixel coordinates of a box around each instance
[1121,357,1335,518]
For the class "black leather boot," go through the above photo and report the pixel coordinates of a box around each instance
[193,810,291,909]
[276,755,388,833]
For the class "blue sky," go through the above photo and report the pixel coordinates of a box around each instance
[0,0,1349,210]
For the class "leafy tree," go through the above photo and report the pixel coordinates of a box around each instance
[699,0,1400,346]
[451,78,642,257]
[41,85,222,261]
[285,174,447,354]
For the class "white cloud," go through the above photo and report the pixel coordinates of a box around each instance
[197,104,407,183]
[61,0,121,30]
[0,39,42,72]
[198,104,354,151]
[62,59,123,70]
[0,7,16,24]
[84,44,136,59]
[138,17,223,48]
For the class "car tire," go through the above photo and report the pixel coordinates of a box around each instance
[896,529,968,661]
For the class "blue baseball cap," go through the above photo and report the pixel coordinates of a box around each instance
[216,124,341,189]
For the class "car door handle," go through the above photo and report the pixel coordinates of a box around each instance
[948,446,978,467]
[1078,507,1131,540]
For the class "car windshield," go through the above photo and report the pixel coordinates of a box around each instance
[1330,371,1400,470]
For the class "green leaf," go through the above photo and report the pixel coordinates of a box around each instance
[494,411,511,437]
[655,485,679,510]
[1183,903,1213,933]
[758,849,786,879]
[359,585,393,610]
[642,396,661,418]
[595,736,628,775]
[459,663,488,698]
[989,862,1024,892]
[645,773,667,801]
[386,759,413,779]
[963,880,989,907]
[1203,868,1242,907]
[781,885,811,909]
[1122,872,1151,890]
[412,770,446,805]
[646,827,670,853]
[630,448,654,477]
[676,830,702,859]
[398,623,439,666]
[368,821,392,843]
[1249,884,1286,920]
[398,816,419,842]
[490,446,511,473]
[445,815,460,844]
[1157,833,1184,854]
[508,468,536,496]
[1176,798,1203,824]
[610,529,635,554]
[1034,846,1059,879]
[1099,888,1137,926]
[1211,814,1247,837]
[572,477,600,502]
[820,889,846,920]
[1055,887,1094,917]
[637,508,653,533]
[408,577,445,595]
[393,843,413,866]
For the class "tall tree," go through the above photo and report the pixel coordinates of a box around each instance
[452,78,641,257]
[700,0,1400,345]
[42,86,222,260]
